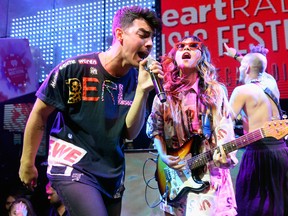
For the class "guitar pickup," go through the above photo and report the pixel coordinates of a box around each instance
[164,167,171,182]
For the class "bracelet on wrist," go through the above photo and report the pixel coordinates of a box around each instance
[234,52,241,60]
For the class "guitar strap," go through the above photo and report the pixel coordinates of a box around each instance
[200,110,212,139]
[263,87,285,119]
[251,81,285,120]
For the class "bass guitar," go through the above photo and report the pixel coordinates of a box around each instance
[156,119,288,203]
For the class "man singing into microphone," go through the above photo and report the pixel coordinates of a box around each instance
[19,6,162,216]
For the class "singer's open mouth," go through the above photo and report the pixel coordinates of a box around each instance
[182,52,191,59]
[138,51,149,60]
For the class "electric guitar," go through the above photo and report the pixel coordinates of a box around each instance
[156,120,288,204]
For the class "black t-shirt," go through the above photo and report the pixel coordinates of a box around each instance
[37,52,138,198]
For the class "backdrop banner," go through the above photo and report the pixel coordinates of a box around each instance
[161,0,288,98]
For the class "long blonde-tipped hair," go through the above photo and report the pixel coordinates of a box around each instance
[161,35,231,126]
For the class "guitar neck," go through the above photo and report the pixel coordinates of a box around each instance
[189,128,264,170]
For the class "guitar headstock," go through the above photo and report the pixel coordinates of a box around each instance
[262,120,288,139]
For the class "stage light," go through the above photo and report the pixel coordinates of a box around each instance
[10,0,157,82]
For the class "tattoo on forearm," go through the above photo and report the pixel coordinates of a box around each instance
[36,125,45,131]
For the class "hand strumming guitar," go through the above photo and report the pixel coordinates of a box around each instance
[160,154,186,170]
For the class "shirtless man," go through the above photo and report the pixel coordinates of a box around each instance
[229,51,288,216]
[224,43,280,99]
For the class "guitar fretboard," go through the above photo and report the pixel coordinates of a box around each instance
[188,128,264,170]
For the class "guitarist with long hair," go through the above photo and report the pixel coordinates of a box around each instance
[146,36,238,216]
[226,44,288,216]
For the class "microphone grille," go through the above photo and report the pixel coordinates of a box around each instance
[146,55,155,69]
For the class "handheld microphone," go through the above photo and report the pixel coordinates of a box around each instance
[145,56,167,103]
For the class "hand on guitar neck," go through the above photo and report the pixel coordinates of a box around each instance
[213,145,233,168]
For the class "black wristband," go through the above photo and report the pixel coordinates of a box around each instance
[234,52,241,60]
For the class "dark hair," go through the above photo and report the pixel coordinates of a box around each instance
[5,189,24,200]
[112,6,161,42]
[9,198,37,216]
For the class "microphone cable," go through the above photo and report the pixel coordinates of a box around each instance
[142,152,169,208]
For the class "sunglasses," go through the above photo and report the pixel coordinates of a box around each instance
[174,41,202,51]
